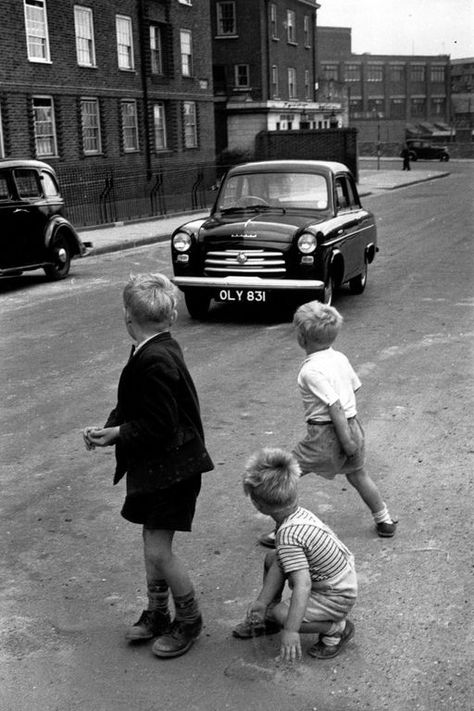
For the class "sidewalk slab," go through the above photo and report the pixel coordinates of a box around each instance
[79,169,449,257]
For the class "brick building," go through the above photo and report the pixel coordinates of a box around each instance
[450,57,474,143]
[317,26,452,150]
[211,0,343,156]
[0,0,215,192]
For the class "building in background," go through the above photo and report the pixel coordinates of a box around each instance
[317,26,452,152]
[450,58,474,143]
[211,0,343,156]
[0,0,215,190]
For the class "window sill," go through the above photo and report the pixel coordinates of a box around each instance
[28,58,52,64]
[214,34,239,40]
[78,63,98,69]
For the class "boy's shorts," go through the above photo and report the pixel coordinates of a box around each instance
[292,417,365,480]
[279,560,357,623]
[121,474,202,530]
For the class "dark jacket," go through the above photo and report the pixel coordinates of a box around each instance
[105,332,213,490]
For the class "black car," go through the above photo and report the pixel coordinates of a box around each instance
[406,140,450,162]
[0,159,89,280]
[171,160,377,318]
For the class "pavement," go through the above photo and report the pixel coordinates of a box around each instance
[78,164,450,256]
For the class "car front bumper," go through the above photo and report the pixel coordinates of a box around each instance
[172,276,325,290]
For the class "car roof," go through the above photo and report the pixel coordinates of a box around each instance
[0,159,56,171]
[227,159,350,176]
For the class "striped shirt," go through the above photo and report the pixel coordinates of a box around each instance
[276,507,352,583]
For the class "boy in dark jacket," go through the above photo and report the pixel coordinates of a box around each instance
[83,273,213,658]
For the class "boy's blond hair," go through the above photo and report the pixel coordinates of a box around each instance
[293,300,343,346]
[243,448,301,508]
[123,273,178,326]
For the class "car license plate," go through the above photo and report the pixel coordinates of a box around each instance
[216,288,266,303]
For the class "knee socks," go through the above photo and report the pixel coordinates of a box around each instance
[372,502,393,525]
[173,588,201,624]
[147,580,170,614]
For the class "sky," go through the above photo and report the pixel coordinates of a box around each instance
[317,0,474,59]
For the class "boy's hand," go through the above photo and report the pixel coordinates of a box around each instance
[344,440,358,457]
[246,600,267,625]
[279,629,302,662]
[83,426,99,451]
[86,426,120,447]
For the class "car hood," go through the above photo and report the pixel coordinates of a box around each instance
[199,211,328,248]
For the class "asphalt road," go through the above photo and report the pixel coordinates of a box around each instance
[1,162,473,711]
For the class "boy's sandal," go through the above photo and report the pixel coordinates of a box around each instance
[232,618,280,639]
[308,619,355,659]
[376,519,398,538]
[258,531,276,548]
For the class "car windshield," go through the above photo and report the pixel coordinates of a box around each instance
[216,171,329,212]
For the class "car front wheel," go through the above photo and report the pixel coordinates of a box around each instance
[321,274,336,306]
[349,262,368,294]
[43,233,71,280]
[184,289,211,319]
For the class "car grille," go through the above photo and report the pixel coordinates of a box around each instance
[204,249,286,277]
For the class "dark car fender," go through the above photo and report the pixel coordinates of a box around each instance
[44,216,87,257]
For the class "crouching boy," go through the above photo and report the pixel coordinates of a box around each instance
[233,448,357,661]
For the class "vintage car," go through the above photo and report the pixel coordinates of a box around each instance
[171,160,377,318]
[0,159,89,280]
[406,140,450,162]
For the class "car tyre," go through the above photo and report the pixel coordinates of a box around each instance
[349,262,368,295]
[321,273,336,306]
[43,233,71,280]
[440,154,449,162]
[184,290,211,319]
[409,152,417,161]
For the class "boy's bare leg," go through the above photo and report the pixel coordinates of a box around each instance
[345,468,384,513]
[143,528,193,597]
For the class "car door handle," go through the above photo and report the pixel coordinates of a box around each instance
[337,228,344,235]
[13,209,29,214]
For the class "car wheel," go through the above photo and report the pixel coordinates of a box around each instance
[349,262,368,295]
[321,273,336,305]
[43,233,71,280]
[184,289,211,319]
[440,154,449,162]
[409,153,417,161]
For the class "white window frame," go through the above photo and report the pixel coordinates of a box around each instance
[180,29,192,76]
[178,0,192,5]
[430,66,445,83]
[216,2,236,36]
[270,4,278,39]
[367,64,383,82]
[0,107,4,159]
[303,15,310,47]
[32,96,57,157]
[116,15,134,70]
[271,65,279,97]
[304,69,310,99]
[74,6,96,67]
[287,10,295,43]
[80,98,102,154]
[183,101,197,148]
[150,25,163,75]
[288,67,296,99]
[24,0,51,63]
[121,100,139,152]
[234,64,249,88]
[153,102,167,151]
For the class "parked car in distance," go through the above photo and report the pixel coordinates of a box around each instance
[171,160,377,318]
[0,159,90,280]
[406,140,450,161]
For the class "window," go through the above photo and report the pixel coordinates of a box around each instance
[32,96,57,156]
[431,97,446,115]
[368,98,384,115]
[410,65,425,82]
[178,0,192,4]
[0,107,4,159]
[0,174,9,200]
[180,30,192,76]
[344,64,361,82]
[390,98,406,119]
[271,65,279,97]
[24,0,50,62]
[74,6,95,66]
[15,170,42,198]
[216,2,236,36]
[390,64,405,82]
[153,103,167,150]
[304,70,310,99]
[41,170,60,197]
[183,101,197,148]
[430,66,445,83]
[121,100,139,151]
[234,64,249,88]
[270,4,278,39]
[80,99,101,154]
[288,68,296,99]
[322,64,338,81]
[150,25,163,75]
[303,15,311,46]
[411,97,426,116]
[287,11,295,43]
[116,15,134,70]
[367,64,383,82]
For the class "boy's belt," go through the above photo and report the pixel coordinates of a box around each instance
[307,415,356,425]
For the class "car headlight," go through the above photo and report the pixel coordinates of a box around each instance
[297,232,317,254]
[173,231,193,252]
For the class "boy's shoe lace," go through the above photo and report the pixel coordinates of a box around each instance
[125,609,171,642]
[151,616,203,658]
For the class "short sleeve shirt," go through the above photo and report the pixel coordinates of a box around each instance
[297,348,361,422]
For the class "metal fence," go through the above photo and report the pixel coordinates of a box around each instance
[55,162,221,227]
